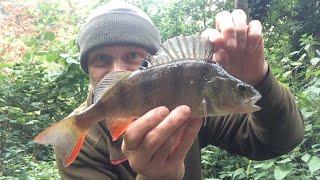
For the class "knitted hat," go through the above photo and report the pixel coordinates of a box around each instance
[77,1,161,73]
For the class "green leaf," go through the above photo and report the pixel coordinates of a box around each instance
[289,51,300,56]
[304,44,310,51]
[274,164,293,180]
[290,61,302,66]
[312,144,320,149]
[44,31,55,41]
[254,171,268,180]
[25,120,39,125]
[66,57,79,64]
[298,53,307,61]
[305,85,320,95]
[22,53,32,61]
[45,53,59,62]
[310,57,320,66]
[308,156,320,175]
[300,108,315,119]
[301,154,311,162]
[315,69,320,76]
[233,168,245,177]
[60,53,71,59]
[282,71,292,78]
[278,158,291,164]
[305,124,313,132]
[254,161,275,169]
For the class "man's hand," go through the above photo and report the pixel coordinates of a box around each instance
[121,106,202,180]
[202,9,268,86]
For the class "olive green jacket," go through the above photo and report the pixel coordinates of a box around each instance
[55,69,304,180]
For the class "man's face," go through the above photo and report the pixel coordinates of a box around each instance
[87,46,147,88]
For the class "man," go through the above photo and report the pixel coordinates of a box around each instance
[55,1,304,180]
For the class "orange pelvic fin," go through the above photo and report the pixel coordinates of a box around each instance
[106,118,134,141]
[111,157,128,165]
[33,115,86,167]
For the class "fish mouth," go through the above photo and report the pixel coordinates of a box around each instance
[248,95,261,105]
[242,94,262,112]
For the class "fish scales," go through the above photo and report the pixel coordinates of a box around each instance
[102,61,206,118]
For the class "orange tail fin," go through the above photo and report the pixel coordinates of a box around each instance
[34,115,85,167]
[107,118,134,141]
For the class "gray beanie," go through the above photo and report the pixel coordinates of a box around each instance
[77,1,161,73]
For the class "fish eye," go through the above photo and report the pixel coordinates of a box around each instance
[139,59,150,69]
[237,83,247,92]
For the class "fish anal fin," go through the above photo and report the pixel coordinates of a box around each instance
[107,118,134,141]
[65,133,85,166]
[111,157,128,165]
[33,116,86,167]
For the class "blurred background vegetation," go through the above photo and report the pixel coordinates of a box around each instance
[0,0,319,179]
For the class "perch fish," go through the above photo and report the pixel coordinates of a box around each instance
[33,35,261,167]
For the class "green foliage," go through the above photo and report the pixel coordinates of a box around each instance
[0,49,88,178]
[134,0,233,40]
[0,1,88,178]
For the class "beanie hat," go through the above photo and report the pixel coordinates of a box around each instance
[77,1,161,73]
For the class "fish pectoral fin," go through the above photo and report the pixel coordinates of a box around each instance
[33,115,86,167]
[106,117,134,141]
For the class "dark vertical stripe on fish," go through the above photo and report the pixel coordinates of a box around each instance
[171,64,183,108]
[139,75,154,110]
[116,84,131,113]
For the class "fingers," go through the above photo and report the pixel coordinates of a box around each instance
[216,11,237,50]
[215,9,249,51]
[168,118,202,163]
[123,106,169,151]
[247,20,263,54]
[201,28,224,50]
[231,9,248,50]
[201,29,230,67]
[151,122,188,166]
[140,105,191,156]
[204,9,267,86]
[122,105,192,174]
[212,49,229,65]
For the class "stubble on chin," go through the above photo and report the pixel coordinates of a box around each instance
[89,75,98,91]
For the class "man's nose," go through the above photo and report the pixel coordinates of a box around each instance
[112,59,126,71]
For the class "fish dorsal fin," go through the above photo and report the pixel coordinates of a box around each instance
[149,34,214,66]
[93,71,131,103]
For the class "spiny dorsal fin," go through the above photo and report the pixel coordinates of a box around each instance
[149,34,214,66]
[93,71,131,103]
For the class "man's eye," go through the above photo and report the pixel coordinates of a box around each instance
[96,54,112,62]
[126,52,140,61]
[90,54,112,67]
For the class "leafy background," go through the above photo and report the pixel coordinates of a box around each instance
[0,0,319,179]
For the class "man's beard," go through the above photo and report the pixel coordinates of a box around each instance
[89,76,98,92]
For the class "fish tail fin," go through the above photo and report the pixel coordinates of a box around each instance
[107,118,134,141]
[34,115,85,167]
